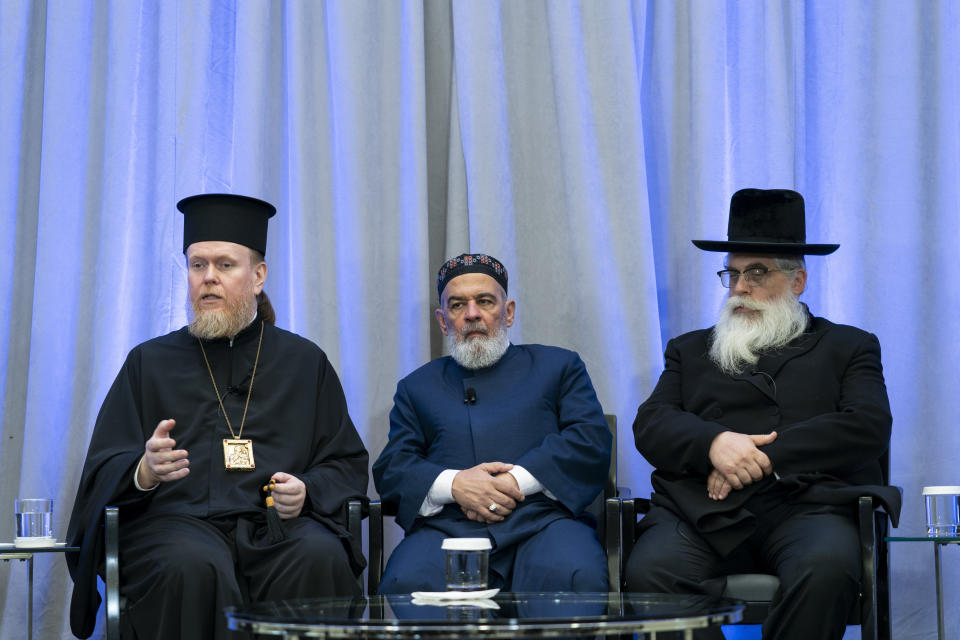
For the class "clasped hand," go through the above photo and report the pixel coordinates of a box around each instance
[452,462,525,523]
[138,419,306,518]
[707,430,777,500]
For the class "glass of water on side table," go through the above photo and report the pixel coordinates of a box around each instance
[923,486,960,537]
[15,499,54,548]
[443,538,491,591]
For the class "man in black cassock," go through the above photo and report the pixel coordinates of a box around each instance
[625,189,900,640]
[66,194,369,640]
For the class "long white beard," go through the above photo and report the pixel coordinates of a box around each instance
[447,320,510,369]
[709,293,808,375]
[188,293,257,340]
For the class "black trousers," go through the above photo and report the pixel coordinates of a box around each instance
[624,499,860,640]
[118,513,360,640]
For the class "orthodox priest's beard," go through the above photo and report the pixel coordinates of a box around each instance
[709,293,808,375]
[188,293,257,340]
[447,320,510,370]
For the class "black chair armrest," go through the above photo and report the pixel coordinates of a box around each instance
[632,496,652,514]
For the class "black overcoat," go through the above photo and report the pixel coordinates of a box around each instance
[634,314,901,556]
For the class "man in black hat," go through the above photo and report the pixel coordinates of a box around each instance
[624,189,900,639]
[66,194,369,640]
[373,253,612,593]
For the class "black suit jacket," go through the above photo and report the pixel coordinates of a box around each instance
[634,314,901,556]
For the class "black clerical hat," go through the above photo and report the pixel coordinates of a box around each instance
[692,188,838,255]
[177,193,276,255]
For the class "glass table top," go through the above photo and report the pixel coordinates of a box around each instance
[0,543,78,553]
[226,592,743,638]
[886,535,960,542]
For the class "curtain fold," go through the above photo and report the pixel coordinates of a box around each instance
[1,2,957,638]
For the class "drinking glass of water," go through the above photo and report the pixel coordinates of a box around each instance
[442,538,491,591]
[15,498,54,547]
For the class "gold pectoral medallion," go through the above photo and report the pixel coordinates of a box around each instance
[223,439,255,470]
[200,323,264,472]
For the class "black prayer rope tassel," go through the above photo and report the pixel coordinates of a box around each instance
[262,481,286,543]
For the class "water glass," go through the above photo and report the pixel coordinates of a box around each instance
[15,498,53,541]
[923,486,960,537]
[442,537,491,591]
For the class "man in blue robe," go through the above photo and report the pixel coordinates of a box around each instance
[373,253,611,593]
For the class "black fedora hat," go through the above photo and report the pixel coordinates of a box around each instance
[692,188,838,255]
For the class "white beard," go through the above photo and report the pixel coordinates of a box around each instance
[447,320,510,369]
[188,293,257,340]
[709,293,808,375]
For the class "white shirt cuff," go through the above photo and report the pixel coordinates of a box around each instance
[418,469,460,516]
[133,456,159,492]
[508,466,556,500]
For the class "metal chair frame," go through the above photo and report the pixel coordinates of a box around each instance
[102,502,366,639]
[618,451,896,640]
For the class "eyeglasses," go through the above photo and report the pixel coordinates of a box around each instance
[717,266,786,288]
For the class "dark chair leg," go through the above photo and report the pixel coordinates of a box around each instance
[856,497,878,640]
[368,500,383,595]
[346,501,364,593]
[875,509,892,640]
[604,497,621,591]
[105,506,121,640]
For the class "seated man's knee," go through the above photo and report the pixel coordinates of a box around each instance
[625,542,679,592]
[118,516,239,603]
[624,510,718,593]
[148,545,229,590]
[512,520,608,592]
[289,526,351,571]
[274,521,360,597]
[780,546,859,596]
[528,554,607,592]
[775,515,860,596]
[379,529,447,594]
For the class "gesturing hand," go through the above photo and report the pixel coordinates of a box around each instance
[708,430,777,490]
[269,472,307,519]
[137,419,190,489]
[452,462,525,523]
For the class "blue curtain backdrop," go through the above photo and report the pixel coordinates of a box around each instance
[1,1,958,638]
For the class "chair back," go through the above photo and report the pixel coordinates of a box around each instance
[585,414,618,519]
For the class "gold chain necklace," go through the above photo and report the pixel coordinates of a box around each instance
[198,320,264,470]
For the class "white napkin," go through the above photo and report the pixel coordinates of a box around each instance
[410,588,500,601]
[14,537,59,549]
[411,597,500,609]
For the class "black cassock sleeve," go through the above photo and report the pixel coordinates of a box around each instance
[66,351,154,638]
